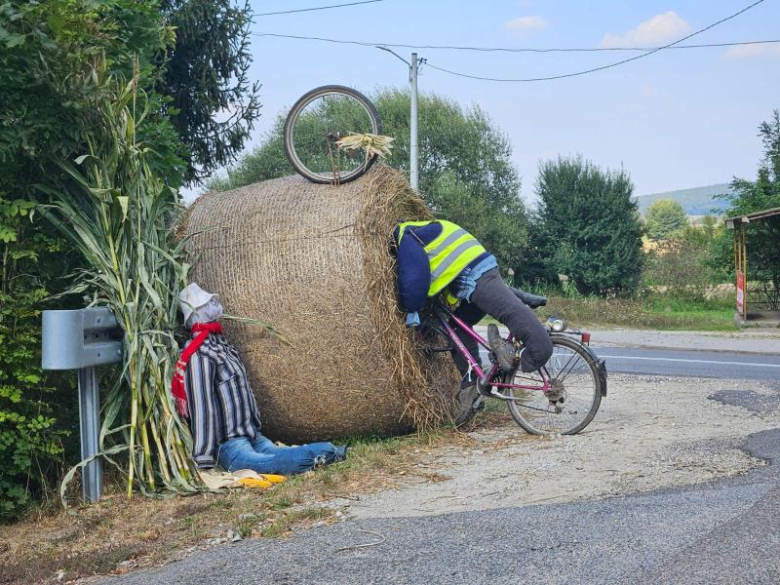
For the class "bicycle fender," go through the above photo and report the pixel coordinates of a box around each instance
[551,334,608,397]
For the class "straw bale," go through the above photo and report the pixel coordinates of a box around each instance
[181,166,459,442]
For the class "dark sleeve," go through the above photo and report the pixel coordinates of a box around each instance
[396,228,431,313]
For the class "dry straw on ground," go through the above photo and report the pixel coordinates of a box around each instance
[181,166,459,441]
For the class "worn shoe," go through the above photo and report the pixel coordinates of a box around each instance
[454,382,482,428]
[488,323,518,372]
[334,444,349,462]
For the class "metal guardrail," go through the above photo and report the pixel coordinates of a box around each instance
[42,308,123,503]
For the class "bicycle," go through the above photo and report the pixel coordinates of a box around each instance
[283,85,385,184]
[418,289,607,435]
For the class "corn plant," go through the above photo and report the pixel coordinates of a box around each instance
[38,58,199,499]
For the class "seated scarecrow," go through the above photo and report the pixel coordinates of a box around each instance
[173,283,347,477]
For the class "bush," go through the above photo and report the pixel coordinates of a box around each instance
[0,199,68,521]
[532,156,644,296]
[644,238,718,302]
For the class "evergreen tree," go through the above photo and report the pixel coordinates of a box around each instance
[534,156,644,296]
[160,0,262,183]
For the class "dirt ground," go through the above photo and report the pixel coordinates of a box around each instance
[2,372,777,584]
[334,373,779,519]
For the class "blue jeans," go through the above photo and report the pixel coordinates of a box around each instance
[217,435,346,475]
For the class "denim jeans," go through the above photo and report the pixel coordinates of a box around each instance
[217,435,346,475]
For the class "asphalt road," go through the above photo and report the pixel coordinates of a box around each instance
[105,426,780,585]
[591,346,780,380]
[478,346,780,380]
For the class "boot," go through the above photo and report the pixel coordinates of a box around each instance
[488,323,518,372]
[453,375,484,428]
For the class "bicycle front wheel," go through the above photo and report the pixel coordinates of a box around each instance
[505,335,603,435]
[283,85,382,184]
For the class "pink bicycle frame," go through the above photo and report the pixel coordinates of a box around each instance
[436,311,552,393]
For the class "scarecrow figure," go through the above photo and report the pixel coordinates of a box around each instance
[173,283,347,476]
[393,220,554,426]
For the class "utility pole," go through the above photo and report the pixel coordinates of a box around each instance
[376,47,423,191]
[409,52,419,191]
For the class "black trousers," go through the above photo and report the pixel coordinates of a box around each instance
[450,268,554,380]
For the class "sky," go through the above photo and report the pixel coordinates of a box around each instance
[194,0,780,202]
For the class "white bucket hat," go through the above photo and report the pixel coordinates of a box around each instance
[178,283,218,325]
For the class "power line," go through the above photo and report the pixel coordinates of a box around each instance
[255,0,383,18]
[424,0,767,82]
[253,32,780,55]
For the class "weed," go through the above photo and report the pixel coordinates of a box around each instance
[209,499,235,511]
[236,512,266,539]
[269,496,294,511]
[261,508,331,538]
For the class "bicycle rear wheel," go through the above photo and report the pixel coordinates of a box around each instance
[283,85,382,184]
[505,335,603,435]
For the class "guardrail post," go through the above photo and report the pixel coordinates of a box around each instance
[42,308,123,504]
[77,367,102,503]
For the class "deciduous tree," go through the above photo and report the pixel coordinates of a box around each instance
[719,109,780,305]
[645,199,687,240]
[211,89,530,275]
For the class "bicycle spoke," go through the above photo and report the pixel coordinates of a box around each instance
[509,371,545,384]
[547,346,579,380]
[511,402,558,415]
[506,337,601,435]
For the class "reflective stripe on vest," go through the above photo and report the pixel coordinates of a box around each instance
[397,220,487,297]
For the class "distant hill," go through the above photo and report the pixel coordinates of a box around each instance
[634,184,734,216]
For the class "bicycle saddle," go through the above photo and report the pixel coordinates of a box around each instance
[510,287,547,309]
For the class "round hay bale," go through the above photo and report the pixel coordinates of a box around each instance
[181,166,459,442]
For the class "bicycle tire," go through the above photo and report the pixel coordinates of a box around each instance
[505,335,603,435]
[283,85,382,184]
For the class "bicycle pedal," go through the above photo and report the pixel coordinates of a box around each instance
[471,395,485,411]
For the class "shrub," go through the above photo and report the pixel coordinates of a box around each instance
[533,156,644,296]
[0,198,67,521]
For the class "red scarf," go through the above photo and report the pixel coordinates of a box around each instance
[171,322,224,418]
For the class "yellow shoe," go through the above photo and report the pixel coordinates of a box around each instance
[259,474,287,484]
[237,477,273,489]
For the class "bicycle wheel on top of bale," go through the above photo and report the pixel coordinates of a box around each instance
[179,166,460,442]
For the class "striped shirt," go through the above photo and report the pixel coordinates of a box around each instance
[183,333,262,468]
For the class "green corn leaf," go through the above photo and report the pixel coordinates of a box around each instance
[117,196,129,222]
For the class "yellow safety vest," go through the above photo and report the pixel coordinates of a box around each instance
[397,220,488,297]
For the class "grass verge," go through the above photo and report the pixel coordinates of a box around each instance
[484,294,738,331]
[0,428,474,585]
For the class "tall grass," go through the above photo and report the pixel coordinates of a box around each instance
[38,58,198,498]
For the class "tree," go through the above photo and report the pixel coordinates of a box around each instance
[533,156,644,296]
[644,224,722,302]
[160,0,261,184]
[645,199,687,240]
[0,0,265,515]
[211,89,530,275]
[0,0,182,520]
[718,109,780,301]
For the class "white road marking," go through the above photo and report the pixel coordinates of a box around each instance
[598,355,780,368]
